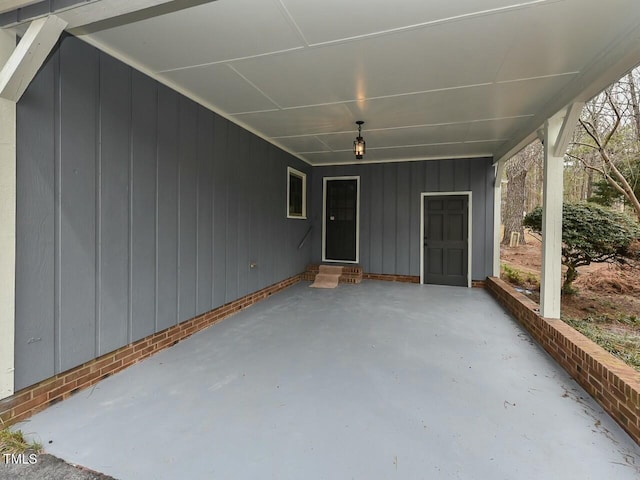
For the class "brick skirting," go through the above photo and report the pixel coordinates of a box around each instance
[486,276,640,445]
[362,274,484,287]
[304,267,484,287]
[0,274,302,428]
[362,273,420,283]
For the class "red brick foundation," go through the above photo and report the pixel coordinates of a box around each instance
[0,274,302,428]
[304,266,483,287]
[363,274,484,287]
[486,276,640,445]
[362,273,420,283]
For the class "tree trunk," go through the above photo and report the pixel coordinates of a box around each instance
[563,264,579,294]
[502,163,528,245]
[628,72,640,143]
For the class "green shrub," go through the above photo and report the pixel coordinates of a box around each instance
[501,264,524,285]
[524,203,640,293]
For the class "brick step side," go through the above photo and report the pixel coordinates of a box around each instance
[304,264,363,284]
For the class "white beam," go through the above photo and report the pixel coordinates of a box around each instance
[540,114,564,319]
[0,27,16,400]
[492,158,505,277]
[0,15,66,102]
[62,0,169,29]
[552,102,584,158]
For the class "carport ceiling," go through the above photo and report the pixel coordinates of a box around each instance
[10,0,640,165]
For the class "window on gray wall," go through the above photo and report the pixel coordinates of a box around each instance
[287,167,307,219]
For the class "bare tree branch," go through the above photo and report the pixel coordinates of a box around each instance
[570,142,600,150]
[579,119,603,148]
[567,70,640,220]
[603,91,622,148]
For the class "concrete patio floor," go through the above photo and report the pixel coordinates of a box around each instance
[14,281,640,479]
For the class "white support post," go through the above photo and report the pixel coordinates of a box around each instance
[0,28,16,400]
[540,115,565,319]
[492,159,505,277]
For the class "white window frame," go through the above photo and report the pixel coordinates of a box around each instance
[287,166,307,219]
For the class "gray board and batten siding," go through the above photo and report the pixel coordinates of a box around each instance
[310,159,495,280]
[15,35,311,391]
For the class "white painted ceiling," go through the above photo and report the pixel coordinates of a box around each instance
[75,0,640,165]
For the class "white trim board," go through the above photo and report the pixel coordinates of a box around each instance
[322,176,360,264]
[420,191,473,288]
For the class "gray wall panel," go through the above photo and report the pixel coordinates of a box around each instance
[309,161,321,265]
[14,47,57,390]
[396,164,411,275]
[196,106,213,314]
[212,115,227,308]
[369,164,384,273]
[225,123,239,302]
[58,37,98,371]
[130,71,157,342]
[156,85,179,330]
[178,98,198,322]
[250,137,264,292]
[311,158,494,281]
[454,158,470,191]
[261,146,275,287]
[409,162,424,276]
[439,161,454,191]
[471,160,487,280]
[11,34,334,389]
[426,161,438,191]
[382,163,396,274]
[274,150,288,281]
[98,54,131,354]
[479,159,494,278]
[236,129,251,298]
[358,164,370,271]
[261,140,275,288]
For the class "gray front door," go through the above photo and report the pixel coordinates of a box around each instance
[424,195,469,286]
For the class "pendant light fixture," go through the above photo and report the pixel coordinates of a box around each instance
[353,121,365,159]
